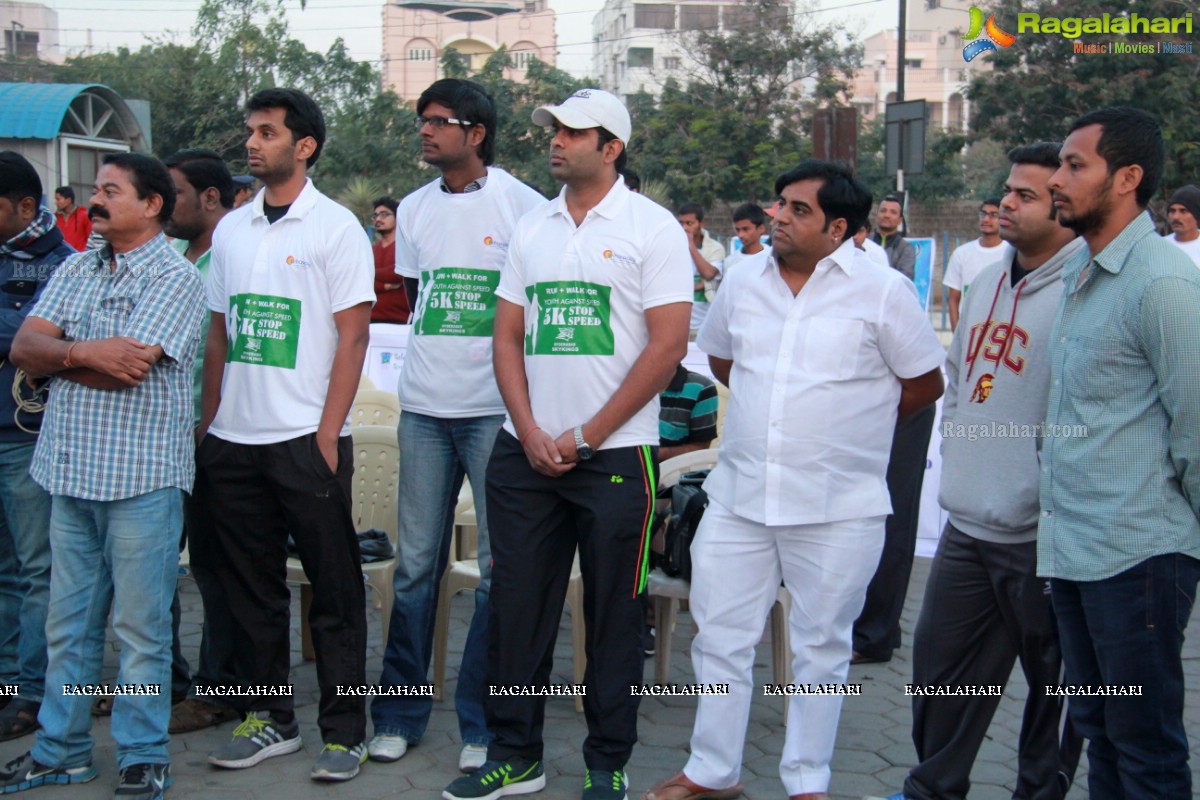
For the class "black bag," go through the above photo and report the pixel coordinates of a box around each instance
[661,469,710,581]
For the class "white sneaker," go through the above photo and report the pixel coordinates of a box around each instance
[457,743,488,772]
[367,733,408,763]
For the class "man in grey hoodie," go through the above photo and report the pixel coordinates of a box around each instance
[887,142,1085,800]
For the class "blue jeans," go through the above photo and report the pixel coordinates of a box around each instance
[1050,553,1200,800]
[0,442,51,701]
[32,489,181,769]
[372,411,502,745]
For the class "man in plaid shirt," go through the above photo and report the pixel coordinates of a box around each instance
[0,153,203,800]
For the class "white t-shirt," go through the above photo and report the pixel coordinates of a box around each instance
[1167,232,1200,268]
[395,168,546,418]
[697,244,946,525]
[207,179,375,444]
[724,244,771,273]
[497,177,693,450]
[690,232,726,330]
[944,238,1010,294]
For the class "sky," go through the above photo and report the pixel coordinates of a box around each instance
[33,0,896,78]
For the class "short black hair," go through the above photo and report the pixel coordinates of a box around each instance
[0,151,43,206]
[1007,141,1062,169]
[774,160,872,234]
[732,202,766,227]
[880,193,903,208]
[417,79,497,166]
[245,87,326,168]
[163,148,235,210]
[677,202,705,220]
[102,152,175,224]
[596,127,627,174]
[54,185,74,202]
[621,169,640,191]
[372,196,398,214]
[1068,106,1163,208]
[981,197,1001,209]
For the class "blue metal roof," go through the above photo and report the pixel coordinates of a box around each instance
[0,83,110,139]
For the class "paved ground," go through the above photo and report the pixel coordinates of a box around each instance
[2,557,1198,799]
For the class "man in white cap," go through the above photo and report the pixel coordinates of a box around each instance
[443,89,692,800]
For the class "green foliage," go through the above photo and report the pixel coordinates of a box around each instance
[625,0,860,208]
[967,0,1200,194]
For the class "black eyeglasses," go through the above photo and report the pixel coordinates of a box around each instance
[414,115,473,131]
[978,210,1000,219]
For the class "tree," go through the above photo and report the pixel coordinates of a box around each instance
[967,0,1200,194]
[855,119,974,206]
[627,0,861,207]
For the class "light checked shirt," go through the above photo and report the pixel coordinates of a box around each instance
[697,243,945,525]
[1039,212,1200,580]
[30,233,204,500]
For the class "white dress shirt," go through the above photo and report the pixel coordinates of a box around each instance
[696,242,946,525]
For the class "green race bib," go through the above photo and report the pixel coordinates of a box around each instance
[227,293,301,368]
[414,267,500,337]
[524,281,613,356]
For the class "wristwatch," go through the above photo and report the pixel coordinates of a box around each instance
[573,426,595,461]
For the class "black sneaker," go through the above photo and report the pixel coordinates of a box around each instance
[114,762,171,799]
[207,711,302,769]
[583,768,629,800]
[442,757,545,800]
[0,751,97,792]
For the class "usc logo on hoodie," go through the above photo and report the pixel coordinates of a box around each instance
[966,321,1029,375]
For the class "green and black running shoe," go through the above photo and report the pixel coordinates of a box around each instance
[582,768,629,800]
[442,757,545,800]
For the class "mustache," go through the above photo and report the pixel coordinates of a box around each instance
[88,205,110,221]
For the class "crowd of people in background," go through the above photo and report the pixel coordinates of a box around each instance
[0,79,1196,800]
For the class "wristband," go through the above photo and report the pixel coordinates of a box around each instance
[63,341,79,369]
[519,426,541,447]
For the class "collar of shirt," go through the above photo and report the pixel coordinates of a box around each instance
[439,174,487,194]
[1062,211,1156,295]
[249,178,319,224]
[544,176,628,223]
[760,239,859,280]
[95,232,175,278]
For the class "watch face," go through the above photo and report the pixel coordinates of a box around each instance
[578,444,594,460]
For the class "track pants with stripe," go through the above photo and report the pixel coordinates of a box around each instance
[484,430,656,770]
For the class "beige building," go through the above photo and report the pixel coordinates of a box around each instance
[1,1,62,63]
[850,0,996,131]
[592,0,775,98]
[382,0,557,103]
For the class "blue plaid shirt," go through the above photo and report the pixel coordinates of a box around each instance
[30,233,204,501]
[1038,212,1200,580]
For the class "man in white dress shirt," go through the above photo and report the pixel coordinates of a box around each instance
[644,161,945,800]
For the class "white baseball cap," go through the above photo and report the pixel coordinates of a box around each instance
[532,89,632,144]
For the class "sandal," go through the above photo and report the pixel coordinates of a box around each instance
[0,698,40,741]
[91,696,113,717]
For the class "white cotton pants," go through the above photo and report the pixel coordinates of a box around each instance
[682,498,886,795]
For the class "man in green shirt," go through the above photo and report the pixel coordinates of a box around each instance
[160,148,237,734]
[1041,106,1200,799]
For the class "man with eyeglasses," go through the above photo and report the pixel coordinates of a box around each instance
[369,197,409,324]
[943,199,1010,331]
[367,78,545,775]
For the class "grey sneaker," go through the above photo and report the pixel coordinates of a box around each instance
[582,768,629,800]
[207,711,302,769]
[311,742,367,782]
[0,751,97,791]
[113,762,171,799]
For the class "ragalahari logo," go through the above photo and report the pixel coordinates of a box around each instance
[962,7,1016,61]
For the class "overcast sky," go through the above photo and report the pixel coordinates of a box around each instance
[34,0,893,79]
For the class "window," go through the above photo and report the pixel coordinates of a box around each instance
[628,47,654,68]
[680,4,718,30]
[904,59,922,69]
[663,56,681,70]
[512,50,537,68]
[408,47,434,61]
[634,3,675,29]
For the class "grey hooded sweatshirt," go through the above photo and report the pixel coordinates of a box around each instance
[939,237,1086,543]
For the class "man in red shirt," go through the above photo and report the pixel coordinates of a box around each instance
[52,186,90,251]
[370,196,410,324]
